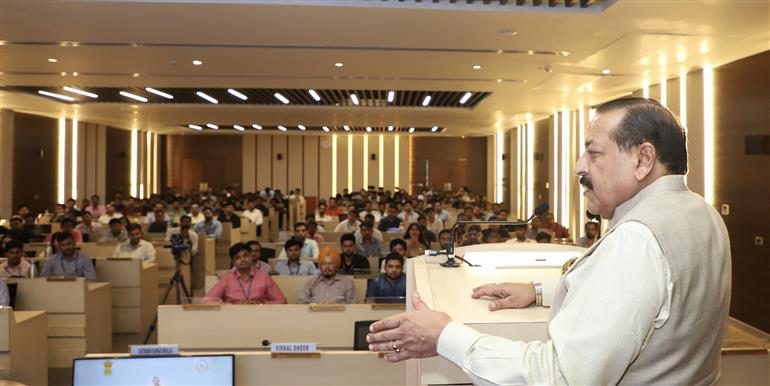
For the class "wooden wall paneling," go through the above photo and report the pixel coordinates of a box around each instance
[242,135,256,193]
[256,135,272,192]
[271,135,288,193]
[410,137,486,195]
[503,130,511,209]
[287,136,303,193]
[399,136,410,192]
[383,135,395,191]
[368,135,379,189]
[13,113,57,213]
[0,109,15,216]
[486,135,495,201]
[105,127,131,198]
[303,136,319,197]
[352,135,364,191]
[686,70,705,196]
[533,118,550,209]
[667,77,681,117]
[317,136,333,199]
[336,135,349,194]
[714,51,770,333]
[649,84,661,104]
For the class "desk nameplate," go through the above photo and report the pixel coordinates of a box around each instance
[309,304,346,312]
[182,304,221,311]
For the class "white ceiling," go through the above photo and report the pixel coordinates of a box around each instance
[0,0,767,136]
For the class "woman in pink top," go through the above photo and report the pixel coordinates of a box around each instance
[205,243,286,304]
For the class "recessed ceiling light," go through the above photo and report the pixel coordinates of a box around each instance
[60,72,67,76]
[72,72,79,77]
[366,126,372,132]
[322,126,330,132]
[387,125,394,132]
[459,92,472,104]
[274,92,290,104]
[38,90,75,102]
[192,60,203,66]
[408,127,415,133]
[334,62,344,67]
[308,89,321,101]
[48,58,58,63]
[63,86,98,98]
[497,29,518,36]
[496,79,503,83]
[188,124,203,130]
[602,69,611,75]
[431,126,439,132]
[277,125,287,132]
[119,91,148,103]
[343,125,351,131]
[298,125,306,131]
[145,87,174,99]
[421,95,432,107]
[252,124,262,130]
[132,73,140,78]
[350,94,359,105]
[472,65,482,70]
[196,91,218,104]
[227,88,248,101]
[527,50,534,55]
[206,123,219,129]
[387,91,395,103]
[233,125,245,131]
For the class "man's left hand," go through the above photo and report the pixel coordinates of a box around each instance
[367,292,452,362]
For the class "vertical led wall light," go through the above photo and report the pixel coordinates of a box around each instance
[130,128,138,198]
[495,131,504,203]
[332,135,338,196]
[378,134,384,188]
[347,136,353,192]
[363,135,369,189]
[57,117,66,204]
[552,112,559,222]
[71,118,78,200]
[394,136,400,189]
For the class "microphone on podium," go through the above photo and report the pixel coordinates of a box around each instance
[440,203,550,268]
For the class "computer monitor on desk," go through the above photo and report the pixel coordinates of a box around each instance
[73,354,234,386]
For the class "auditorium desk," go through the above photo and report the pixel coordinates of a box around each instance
[0,306,48,386]
[157,304,403,350]
[85,350,404,385]
[7,277,111,384]
[93,257,159,350]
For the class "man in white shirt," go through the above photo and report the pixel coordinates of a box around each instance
[242,199,264,227]
[434,201,452,224]
[334,211,360,233]
[398,203,419,225]
[188,203,205,225]
[114,223,157,262]
[367,98,731,386]
[277,222,319,261]
[423,207,444,236]
[98,203,123,225]
[358,202,382,223]
[507,223,535,243]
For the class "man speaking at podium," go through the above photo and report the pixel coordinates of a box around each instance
[368,98,731,385]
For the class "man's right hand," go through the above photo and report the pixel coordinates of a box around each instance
[470,282,536,311]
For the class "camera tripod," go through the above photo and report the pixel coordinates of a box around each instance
[143,259,190,344]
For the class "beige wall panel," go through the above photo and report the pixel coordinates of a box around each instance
[667,77,681,117]
[0,109,14,216]
[352,135,364,191]
[486,135,495,201]
[337,135,349,194]
[318,136,333,199]
[272,135,288,193]
[383,135,395,191]
[397,136,409,191]
[649,84,661,103]
[303,136,319,197]
[242,135,256,193]
[95,125,107,199]
[287,136,303,193]
[256,135,272,191]
[686,70,705,196]
[368,135,380,189]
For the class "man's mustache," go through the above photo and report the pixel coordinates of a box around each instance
[579,176,593,190]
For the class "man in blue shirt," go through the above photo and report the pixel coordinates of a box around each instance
[41,233,97,281]
[366,253,406,303]
[377,205,403,232]
[192,207,223,239]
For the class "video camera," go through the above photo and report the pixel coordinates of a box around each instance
[168,233,190,261]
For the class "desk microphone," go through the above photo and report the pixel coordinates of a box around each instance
[441,203,550,268]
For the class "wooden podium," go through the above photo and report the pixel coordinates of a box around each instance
[405,243,584,385]
[0,306,48,386]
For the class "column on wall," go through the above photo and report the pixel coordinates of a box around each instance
[0,109,14,216]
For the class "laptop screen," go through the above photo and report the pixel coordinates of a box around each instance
[73,354,234,386]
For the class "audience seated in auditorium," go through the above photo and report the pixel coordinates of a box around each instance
[434,201,452,224]
[147,209,169,233]
[246,241,271,273]
[315,203,333,223]
[438,229,452,247]
[46,217,83,247]
[325,198,343,217]
[289,188,305,205]
[41,233,97,281]
[356,222,385,258]
[242,199,264,228]
[307,221,325,243]
[423,207,444,237]
[143,202,166,224]
[509,223,534,243]
[165,199,186,224]
[358,201,382,223]
[338,233,370,275]
[297,247,355,304]
[366,253,406,303]
[527,216,543,240]
[113,223,157,262]
[378,205,403,232]
[277,222,319,260]
[100,218,128,242]
[6,216,32,243]
[74,212,103,242]
[417,215,437,243]
[165,215,198,256]
[218,202,241,229]
[541,212,570,239]
[64,198,82,219]
[404,223,430,258]
[274,238,316,276]
[0,240,32,278]
[188,203,205,225]
[354,214,382,241]
[535,232,552,243]
[85,194,106,217]
[577,221,600,248]
[97,204,122,225]
[205,243,286,304]
[335,210,361,233]
[192,207,223,239]
[399,203,420,225]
